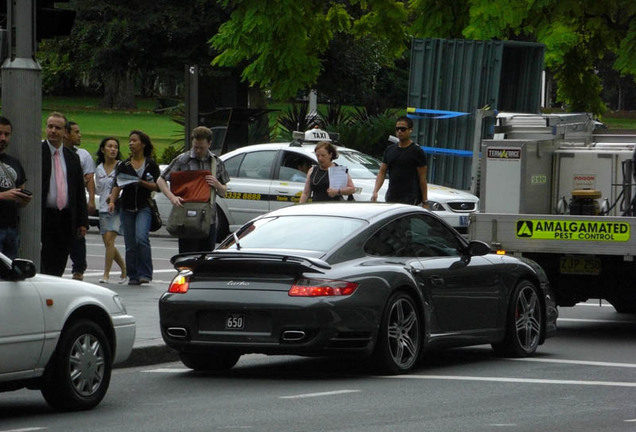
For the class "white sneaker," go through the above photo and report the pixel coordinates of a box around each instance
[98,278,109,284]
[118,277,128,284]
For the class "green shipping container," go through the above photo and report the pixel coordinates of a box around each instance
[409,38,545,190]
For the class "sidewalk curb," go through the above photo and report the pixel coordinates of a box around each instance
[115,344,179,369]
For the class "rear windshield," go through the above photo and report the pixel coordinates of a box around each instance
[219,215,367,252]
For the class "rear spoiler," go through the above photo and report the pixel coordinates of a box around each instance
[171,251,330,274]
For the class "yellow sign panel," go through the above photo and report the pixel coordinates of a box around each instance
[516,219,630,242]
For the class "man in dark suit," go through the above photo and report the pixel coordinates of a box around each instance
[41,112,88,276]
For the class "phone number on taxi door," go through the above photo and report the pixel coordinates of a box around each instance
[225,192,262,200]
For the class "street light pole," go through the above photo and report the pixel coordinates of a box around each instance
[2,0,43,266]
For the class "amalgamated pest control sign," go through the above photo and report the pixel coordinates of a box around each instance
[516,219,630,242]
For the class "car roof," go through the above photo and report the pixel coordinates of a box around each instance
[258,202,424,222]
[220,142,359,160]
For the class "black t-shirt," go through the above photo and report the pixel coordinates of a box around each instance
[382,142,428,205]
[0,153,27,228]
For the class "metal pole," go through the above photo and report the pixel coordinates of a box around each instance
[184,64,198,151]
[1,0,42,265]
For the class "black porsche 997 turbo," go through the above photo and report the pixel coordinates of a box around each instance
[159,203,557,374]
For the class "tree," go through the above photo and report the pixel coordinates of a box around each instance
[211,0,408,100]
[42,0,225,109]
[442,0,636,115]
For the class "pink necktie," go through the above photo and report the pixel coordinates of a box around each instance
[54,149,67,210]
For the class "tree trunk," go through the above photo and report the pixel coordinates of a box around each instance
[99,71,136,110]
[248,85,270,143]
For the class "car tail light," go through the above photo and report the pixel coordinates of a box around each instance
[289,278,358,297]
[169,274,190,293]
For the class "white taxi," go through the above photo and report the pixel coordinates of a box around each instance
[210,129,479,238]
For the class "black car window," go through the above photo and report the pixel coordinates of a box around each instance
[365,215,461,257]
[278,151,314,182]
[236,151,277,179]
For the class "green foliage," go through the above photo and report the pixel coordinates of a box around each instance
[276,102,322,140]
[160,145,183,164]
[452,0,636,114]
[212,0,407,100]
[330,108,399,159]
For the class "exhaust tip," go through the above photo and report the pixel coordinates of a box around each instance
[167,327,188,338]
[281,330,306,342]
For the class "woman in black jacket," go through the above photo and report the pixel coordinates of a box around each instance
[108,130,160,285]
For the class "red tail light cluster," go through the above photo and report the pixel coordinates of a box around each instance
[289,278,358,297]
[168,275,190,293]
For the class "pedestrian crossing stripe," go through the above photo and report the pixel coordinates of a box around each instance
[516,219,630,242]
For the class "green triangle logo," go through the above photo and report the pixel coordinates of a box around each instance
[516,220,533,237]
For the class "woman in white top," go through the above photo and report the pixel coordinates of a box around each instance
[95,137,127,284]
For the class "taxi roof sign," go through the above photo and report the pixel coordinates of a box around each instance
[292,127,338,142]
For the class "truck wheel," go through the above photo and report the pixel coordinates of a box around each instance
[41,319,112,411]
[492,281,543,357]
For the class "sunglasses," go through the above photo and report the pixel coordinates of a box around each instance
[395,127,409,132]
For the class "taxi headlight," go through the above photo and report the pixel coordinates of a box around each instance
[427,200,445,211]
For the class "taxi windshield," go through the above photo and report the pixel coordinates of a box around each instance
[335,150,382,179]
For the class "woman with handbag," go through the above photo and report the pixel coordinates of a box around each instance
[108,130,160,286]
[95,137,127,284]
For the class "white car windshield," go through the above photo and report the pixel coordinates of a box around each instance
[219,215,367,252]
[335,150,382,179]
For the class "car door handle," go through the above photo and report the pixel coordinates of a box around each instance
[430,276,445,286]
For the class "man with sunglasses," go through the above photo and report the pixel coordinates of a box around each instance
[371,116,428,207]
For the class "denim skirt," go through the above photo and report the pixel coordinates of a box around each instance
[99,211,122,235]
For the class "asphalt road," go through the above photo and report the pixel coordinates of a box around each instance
[1,300,635,431]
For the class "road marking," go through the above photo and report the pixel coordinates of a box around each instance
[558,317,635,324]
[381,375,636,387]
[143,368,191,373]
[510,357,636,368]
[0,428,48,432]
[279,390,360,399]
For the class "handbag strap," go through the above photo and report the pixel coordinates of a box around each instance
[209,157,217,205]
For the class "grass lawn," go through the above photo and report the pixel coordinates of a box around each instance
[42,96,181,162]
[601,111,636,132]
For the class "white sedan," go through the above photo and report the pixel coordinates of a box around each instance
[0,254,136,411]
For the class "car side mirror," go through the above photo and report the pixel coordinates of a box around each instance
[465,240,491,257]
[11,259,37,280]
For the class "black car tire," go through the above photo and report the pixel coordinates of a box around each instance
[41,319,112,411]
[492,280,543,357]
[179,351,241,371]
[371,291,421,374]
